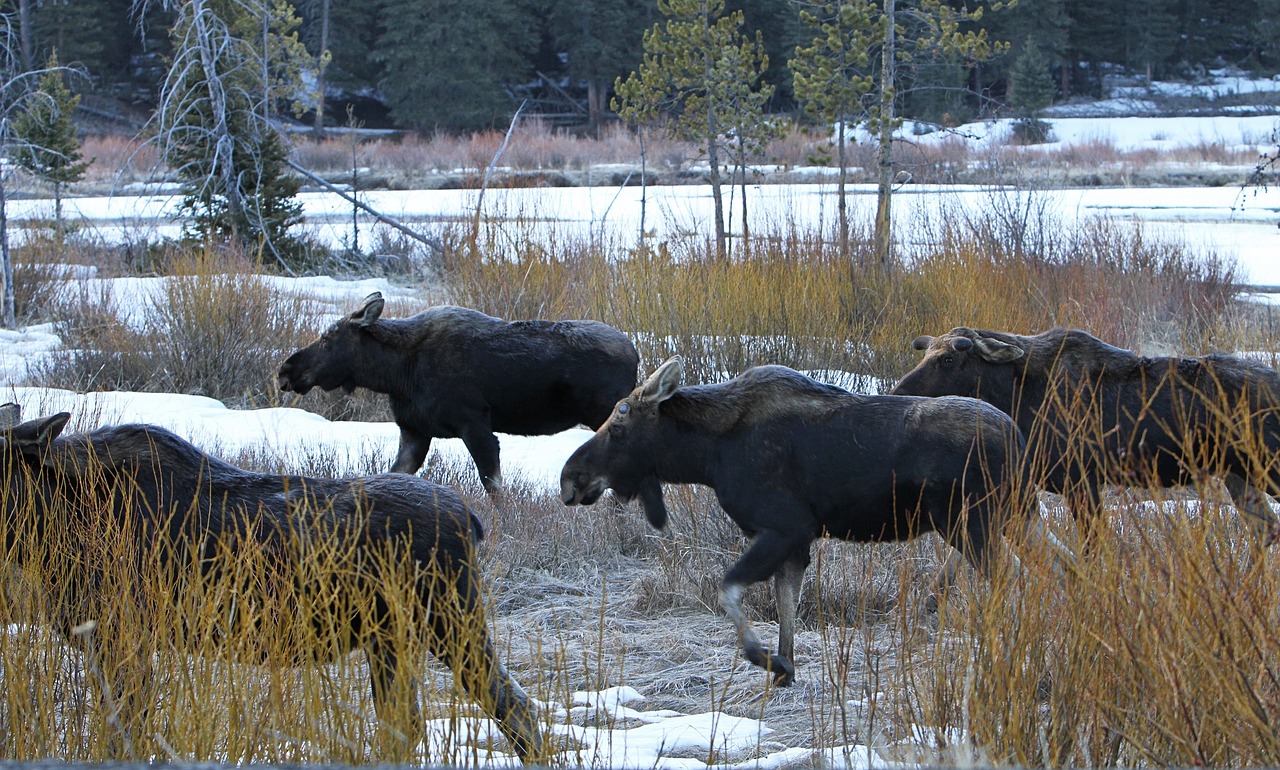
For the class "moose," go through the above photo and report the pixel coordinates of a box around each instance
[892,327,1280,547]
[278,293,639,492]
[0,405,542,761]
[560,358,1027,686]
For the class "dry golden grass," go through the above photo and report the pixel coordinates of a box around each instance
[5,402,1280,765]
[29,248,317,407]
[0,436,542,765]
[444,201,1239,387]
[7,194,1280,766]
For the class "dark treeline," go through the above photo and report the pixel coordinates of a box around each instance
[6,0,1280,133]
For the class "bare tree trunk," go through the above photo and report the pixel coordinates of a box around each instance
[286,159,442,253]
[16,0,32,71]
[638,126,648,242]
[587,78,604,136]
[837,118,849,261]
[738,146,749,254]
[705,43,726,258]
[190,0,244,239]
[1,168,14,328]
[312,0,330,135]
[873,0,895,271]
[708,133,726,259]
[471,101,525,246]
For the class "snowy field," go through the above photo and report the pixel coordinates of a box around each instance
[7,103,1280,285]
[1,87,1279,766]
[0,274,916,769]
[9,176,1280,284]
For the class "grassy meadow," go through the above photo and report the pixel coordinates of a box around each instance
[3,164,1280,767]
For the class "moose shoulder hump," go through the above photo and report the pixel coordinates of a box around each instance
[665,365,852,433]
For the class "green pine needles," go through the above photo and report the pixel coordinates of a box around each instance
[11,52,91,231]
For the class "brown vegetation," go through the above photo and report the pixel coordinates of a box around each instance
[4,188,1280,766]
[71,120,1266,196]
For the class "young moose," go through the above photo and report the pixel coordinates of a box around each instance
[278,292,639,492]
[560,358,1026,685]
[0,405,542,761]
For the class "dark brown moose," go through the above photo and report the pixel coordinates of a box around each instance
[278,292,639,492]
[892,327,1280,546]
[0,405,542,761]
[560,358,1026,686]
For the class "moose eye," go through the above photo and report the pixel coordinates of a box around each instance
[941,355,956,366]
[617,403,630,416]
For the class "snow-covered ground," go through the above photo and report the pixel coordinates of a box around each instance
[0,274,915,769]
[2,74,1279,766]
[9,72,1280,285]
[9,177,1280,286]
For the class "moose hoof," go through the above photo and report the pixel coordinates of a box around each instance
[767,654,795,687]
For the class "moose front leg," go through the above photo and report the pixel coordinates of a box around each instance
[720,529,810,686]
[392,428,433,475]
[365,638,424,760]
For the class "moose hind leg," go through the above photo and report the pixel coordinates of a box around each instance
[772,552,809,668]
[431,624,543,762]
[460,426,503,493]
[1224,473,1280,548]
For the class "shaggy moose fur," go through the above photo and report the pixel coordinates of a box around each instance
[893,327,1280,545]
[278,293,639,492]
[0,406,542,761]
[560,358,1026,686]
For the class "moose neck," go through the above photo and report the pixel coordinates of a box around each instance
[360,325,420,397]
[646,396,729,487]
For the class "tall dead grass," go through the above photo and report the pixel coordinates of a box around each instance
[30,249,317,407]
[883,489,1280,767]
[0,444,522,763]
[9,184,1280,766]
[446,198,1238,386]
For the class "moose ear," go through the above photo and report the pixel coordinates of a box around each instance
[11,412,70,464]
[36,413,71,445]
[350,292,385,326]
[973,337,1024,363]
[639,356,683,404]
[0,402,21,430]
[910,335,934,351]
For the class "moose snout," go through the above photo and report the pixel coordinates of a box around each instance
[276,357,311,395]
[560,473,606,506]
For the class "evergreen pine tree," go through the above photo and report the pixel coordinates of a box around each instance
[11,51,90,231]
[988,0,1068,96]
[1007,37,1055,142]
[794,0,1009,268]
[322,0,382,88]
[1065,0,1126,96]
[155,0,311,269]
[1257,0,1280,68]
[614,0,775,257]
[1125,0,1176,82]
[727,0,804,109]
[792,0,876,259]
[547,0,650,132]
[374,0,533,132]
[29,0,112,80]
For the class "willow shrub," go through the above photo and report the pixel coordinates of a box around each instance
[447,199,1239,388]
